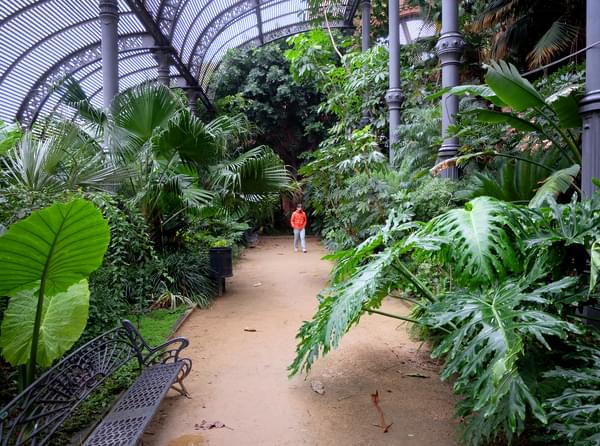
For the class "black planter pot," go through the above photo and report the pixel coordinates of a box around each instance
[209,247,233,295]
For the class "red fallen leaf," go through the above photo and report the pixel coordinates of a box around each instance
[371,390,393,433]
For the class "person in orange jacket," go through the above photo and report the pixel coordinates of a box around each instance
[290,203,307,253]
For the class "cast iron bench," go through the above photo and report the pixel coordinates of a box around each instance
[0,320,192,445]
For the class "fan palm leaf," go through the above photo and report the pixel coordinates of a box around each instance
[3,135,63,192]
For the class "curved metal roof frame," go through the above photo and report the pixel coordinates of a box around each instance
[0,0,359,126]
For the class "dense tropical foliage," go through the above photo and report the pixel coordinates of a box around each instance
[0,83,290,401]
[1,0,598,444]
[257,12,599,446]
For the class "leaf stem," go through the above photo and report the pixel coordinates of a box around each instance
[366,308,421,324]
[391,262,435,303]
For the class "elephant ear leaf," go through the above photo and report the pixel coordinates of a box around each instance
[0,280,90,367]
[0,198,110,297]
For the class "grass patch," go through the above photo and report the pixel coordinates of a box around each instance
[128,307,187,346]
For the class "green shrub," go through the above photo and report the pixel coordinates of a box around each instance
[409,176,461,221]
[84,194,161,340]
[156,249,216,308]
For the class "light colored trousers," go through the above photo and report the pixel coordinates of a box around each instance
[293,228,306,250]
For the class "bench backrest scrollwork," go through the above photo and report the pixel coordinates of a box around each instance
[0,321,146,446]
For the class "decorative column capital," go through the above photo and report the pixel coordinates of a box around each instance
[99,0,119,21]
[360,0,371,10]
[435,32,465,65]
[385,88,405,110]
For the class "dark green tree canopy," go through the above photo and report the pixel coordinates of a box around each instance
[213,43,328,170]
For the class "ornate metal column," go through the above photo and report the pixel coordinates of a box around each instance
[99,0,119,110]
[581,0,600,196]
[435,0,464,179]
[187,90,198,115]
[153,48,171,86]
[361,0,371,52]
[359,0,372,128]
[385,0,404,163]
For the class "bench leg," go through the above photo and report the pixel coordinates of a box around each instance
[171,378,191,398]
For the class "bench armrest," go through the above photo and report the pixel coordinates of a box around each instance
[142,336,190,367]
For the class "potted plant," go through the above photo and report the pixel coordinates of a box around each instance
[208,239,233,295]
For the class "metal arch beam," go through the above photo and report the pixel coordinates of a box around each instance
[156,0,187,38]
[17,34,151,127]
[189,0,296,79]
[187,0,264,75]
[178,0,222,55]
[197,8,310,88]
[202,19,350,94]
[87,67,165,103]
[44,52,162,119]
[0,12,136,87]
[124,0,213,111]
[344,0,362,24]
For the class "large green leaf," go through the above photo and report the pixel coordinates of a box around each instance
[468,109,545,133]
[427,275,579,445]
[0,280,90,367]
[0,198,109,296]
[423,197,522,286]
[485,61,546,112]
[0,119,23,155]
[441,84,507,107]
[546,84,583,129]
[529,164,580,209]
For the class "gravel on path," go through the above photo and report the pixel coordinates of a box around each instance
[143,236,458,446]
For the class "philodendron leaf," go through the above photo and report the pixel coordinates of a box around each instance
[0,280,90,367]
[0,198,109,297]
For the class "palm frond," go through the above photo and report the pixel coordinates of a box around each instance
[55,76,106,131]
[205,114,254,153]
[527,22,580,68]
[153,109,220,166]
[112,83,179,143]
[3,134,63,192]
[211,146,290,195]
[459,149,572,203]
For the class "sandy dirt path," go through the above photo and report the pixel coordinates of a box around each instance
[144,236,458,446]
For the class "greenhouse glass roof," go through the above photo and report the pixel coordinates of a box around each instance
[0,0,358,126]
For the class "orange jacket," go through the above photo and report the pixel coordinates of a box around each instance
[290,210,307,229]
